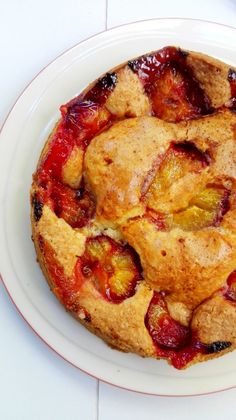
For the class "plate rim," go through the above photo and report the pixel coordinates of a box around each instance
[1,17,236,397]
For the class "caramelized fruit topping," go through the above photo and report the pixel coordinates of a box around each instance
[35,72,115,227]
[149,66,207,122]
[60,72,117,146]
[147,185,230,232]
[77,236,141,303]
[169,338,231,370]
[145,142,229,231]
[173,186,230,231]
[60,100,111,148]
[145,292,190,350]
[148,142,209,195]
[85,72,117,104]
[37,124,76,184]
[35,179,95,228]
[37,73,116,184]
[48,180,95,228]
[128,46,211,121]
[128,47,188,85]
[145,292,232,369]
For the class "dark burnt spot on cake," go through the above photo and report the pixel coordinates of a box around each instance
[84,312,91,322]
[85,72,117,105]
[205,341,231,354]
[78,307,91,322]
[32,195,43,221]
[98,72,117,91]
[177,48,189,58]
[104,157,113,165]
[75,187,85,200]
[128,59,139,72]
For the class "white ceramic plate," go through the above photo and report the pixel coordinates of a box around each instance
[1,18,236,396]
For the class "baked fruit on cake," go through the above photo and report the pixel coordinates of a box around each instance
[31,46,236,369]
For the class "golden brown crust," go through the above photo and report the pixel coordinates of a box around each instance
[31,47,236,369]
[122,217,236,309]
[186,51,231,108]
[78,281,155,356]
[37,205,86,276]
[192,295,236,344]
[121,110,236,310]
[105,66,151,118]
[61,146,84,188]
[31,204,155,356]
[85,117,177,222]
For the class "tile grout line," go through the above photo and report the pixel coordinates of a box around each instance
[105,0,108,30]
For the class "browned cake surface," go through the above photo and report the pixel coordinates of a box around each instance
[31,46,236,369]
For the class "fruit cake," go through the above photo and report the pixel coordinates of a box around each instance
[31,46,236,369]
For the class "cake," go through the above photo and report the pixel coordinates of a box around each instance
[31,46,236,369]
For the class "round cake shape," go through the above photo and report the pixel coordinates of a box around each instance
[31,46,236,369]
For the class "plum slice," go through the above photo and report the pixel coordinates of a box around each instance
[37,73,116,185]
[149,65,209,122]
[60,100,111,148]
[173,186,230,230]
[128,46,211,122]
[40,179,95,228]
[78,236,141,303]
[148,142,209,196]
[146,142,229,231]
[60,72,117,147]
[37,104,111,185]
[145,291,233,368]
[145,292,190,350]
[146,142,209,214]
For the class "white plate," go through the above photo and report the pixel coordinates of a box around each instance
[1,18,236,396]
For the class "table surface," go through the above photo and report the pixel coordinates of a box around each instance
[1,1,236,418]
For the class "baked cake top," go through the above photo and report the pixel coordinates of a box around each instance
[31,46,236,369]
